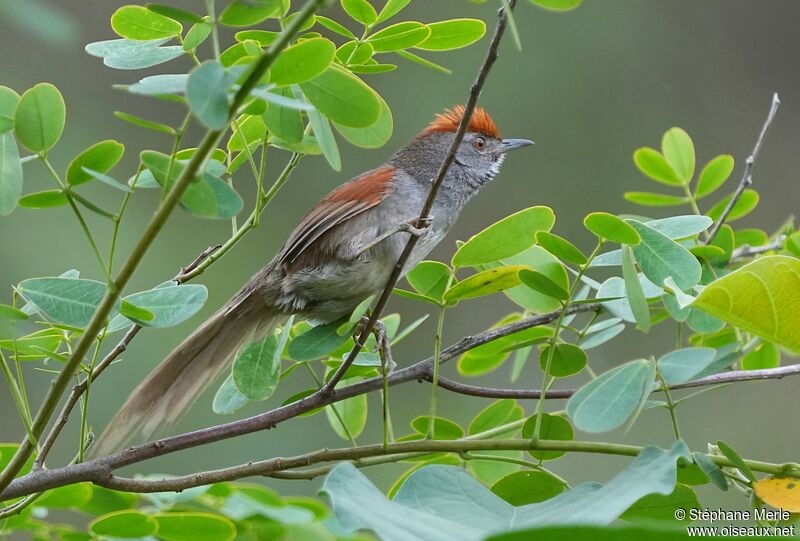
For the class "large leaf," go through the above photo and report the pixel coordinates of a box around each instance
[322,441,689,540]
[154,512,236,541]
[219,0,280,26]
[628,220,701,289]
[661,127,694,183]
[692,256,800,353]
[443,266,526,303]
[453,206,555,267]
[121,284,207,327]
[415,19,486,51]
[233,334,281,401]
[269,37,335,85]
[67,140,125,186]
[334,93,393,149]
[567,359,654,433]
[85,38,183,70]
[657,347,717,385]
[367,22,430,52]
[17,277,115,327]
[502,246,569,314]
[14,83,65,152]
[111,5,182,40]
[187,61,237,129]
[0,131,22,215]
[0,86,20,133]
[298,66,380,128]
[325,377,367,440]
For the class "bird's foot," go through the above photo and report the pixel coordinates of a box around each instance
[354,316,396,375]
[354,216,433,256]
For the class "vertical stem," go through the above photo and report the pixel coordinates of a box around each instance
[655,361,682,440]
[533,241,603,441]
[427,275,453,439]
[303,363,357,447]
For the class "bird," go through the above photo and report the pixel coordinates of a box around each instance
[94,105,533,455]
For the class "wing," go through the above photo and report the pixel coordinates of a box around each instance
[277,166,396,266]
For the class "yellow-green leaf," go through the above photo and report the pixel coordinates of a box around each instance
[693,256,800,353]
[443,265,527,302]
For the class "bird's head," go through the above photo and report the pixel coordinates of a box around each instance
[395,105,533,195]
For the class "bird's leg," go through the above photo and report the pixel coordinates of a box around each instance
[355,216,434,256]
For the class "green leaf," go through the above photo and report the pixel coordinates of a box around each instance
[492,470,566,506]
[0,86,20,132]
[707,189,759,223]
[127,73,188,96]
[234,334,280,400]
[657,347,716,385]
[535,231,587,265]
[695,154,734,199]
[316,15,357,39]
[219,0,280,27]
[522,413,574,460]
[235,29,279,45]
[622,246,650,332]
[742,340,780,370]
[502,246,569,314]
[341,0,377,25]
[187,61,236,129]
[18,189,68,208]
[115,110,175,135]
[581,322,625,350]
[661,127,695,183]
[692,255,800,353]
[406,260,451,302]
[367,22,431,52]
[416,19,486,51]
[121,284,207,327]
[325,377,367,439]
[458,316,552,376]
[519,269,569,301]
[90,510,158,538]
[78,486,138,515]
[154,512,236,541]
[396,50,452,74]
[17,277,113,327]
[146,3,204,24]
[443,265,526,303]
[119,299,153,322]
[716,440,756,483]
[693,452,728,491]
[583,212,640,244]
[539,343,587,378]
[269,37,335,85]
[67,140,125,186]
[322,442,689,538]
[0,328,63,358]
[376,0,411,23]
[411,416,464,439]
[299,66,381,128]
[633,147,682,186]
[453,206,555,267]
[529,0,583,11]
[14,83,65,152]
[184,21,213,52]
[0,131,22,215]
[567,359,654,433]
[624,192,688,207]
[288,319,350,361]
[213,374,249,414]
[37,483,93,508]
[620,483,699,525]
[141,151,243,218]
[263,87,304,144]
[111,5,182,40]
[468,399,517,435]
[628,220,701,289]
[86,37,184,70]
[307,105,341,171]
[0,303,28,321]
[334,92,393,149]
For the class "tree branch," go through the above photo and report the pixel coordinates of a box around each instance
[730,234,786,260]
[0,0,328,495]
[706,92,780,243]
[322,0,519,394]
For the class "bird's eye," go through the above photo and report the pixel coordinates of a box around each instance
[473,137,486,150]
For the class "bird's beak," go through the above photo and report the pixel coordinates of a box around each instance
[498,138,534,153]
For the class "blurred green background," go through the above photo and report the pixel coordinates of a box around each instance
[1,0,798,514]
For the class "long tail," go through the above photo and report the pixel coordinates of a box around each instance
[93,286,281,457]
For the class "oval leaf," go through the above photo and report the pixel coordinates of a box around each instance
[15,83,65,152]
[443,265,526,303]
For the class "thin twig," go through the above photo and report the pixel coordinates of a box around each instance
[730,235,786,260]
[0,0,326,495]
[321,0,519,394]
[706,93,780,243]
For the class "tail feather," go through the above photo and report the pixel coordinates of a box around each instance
[93,290,280,457]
